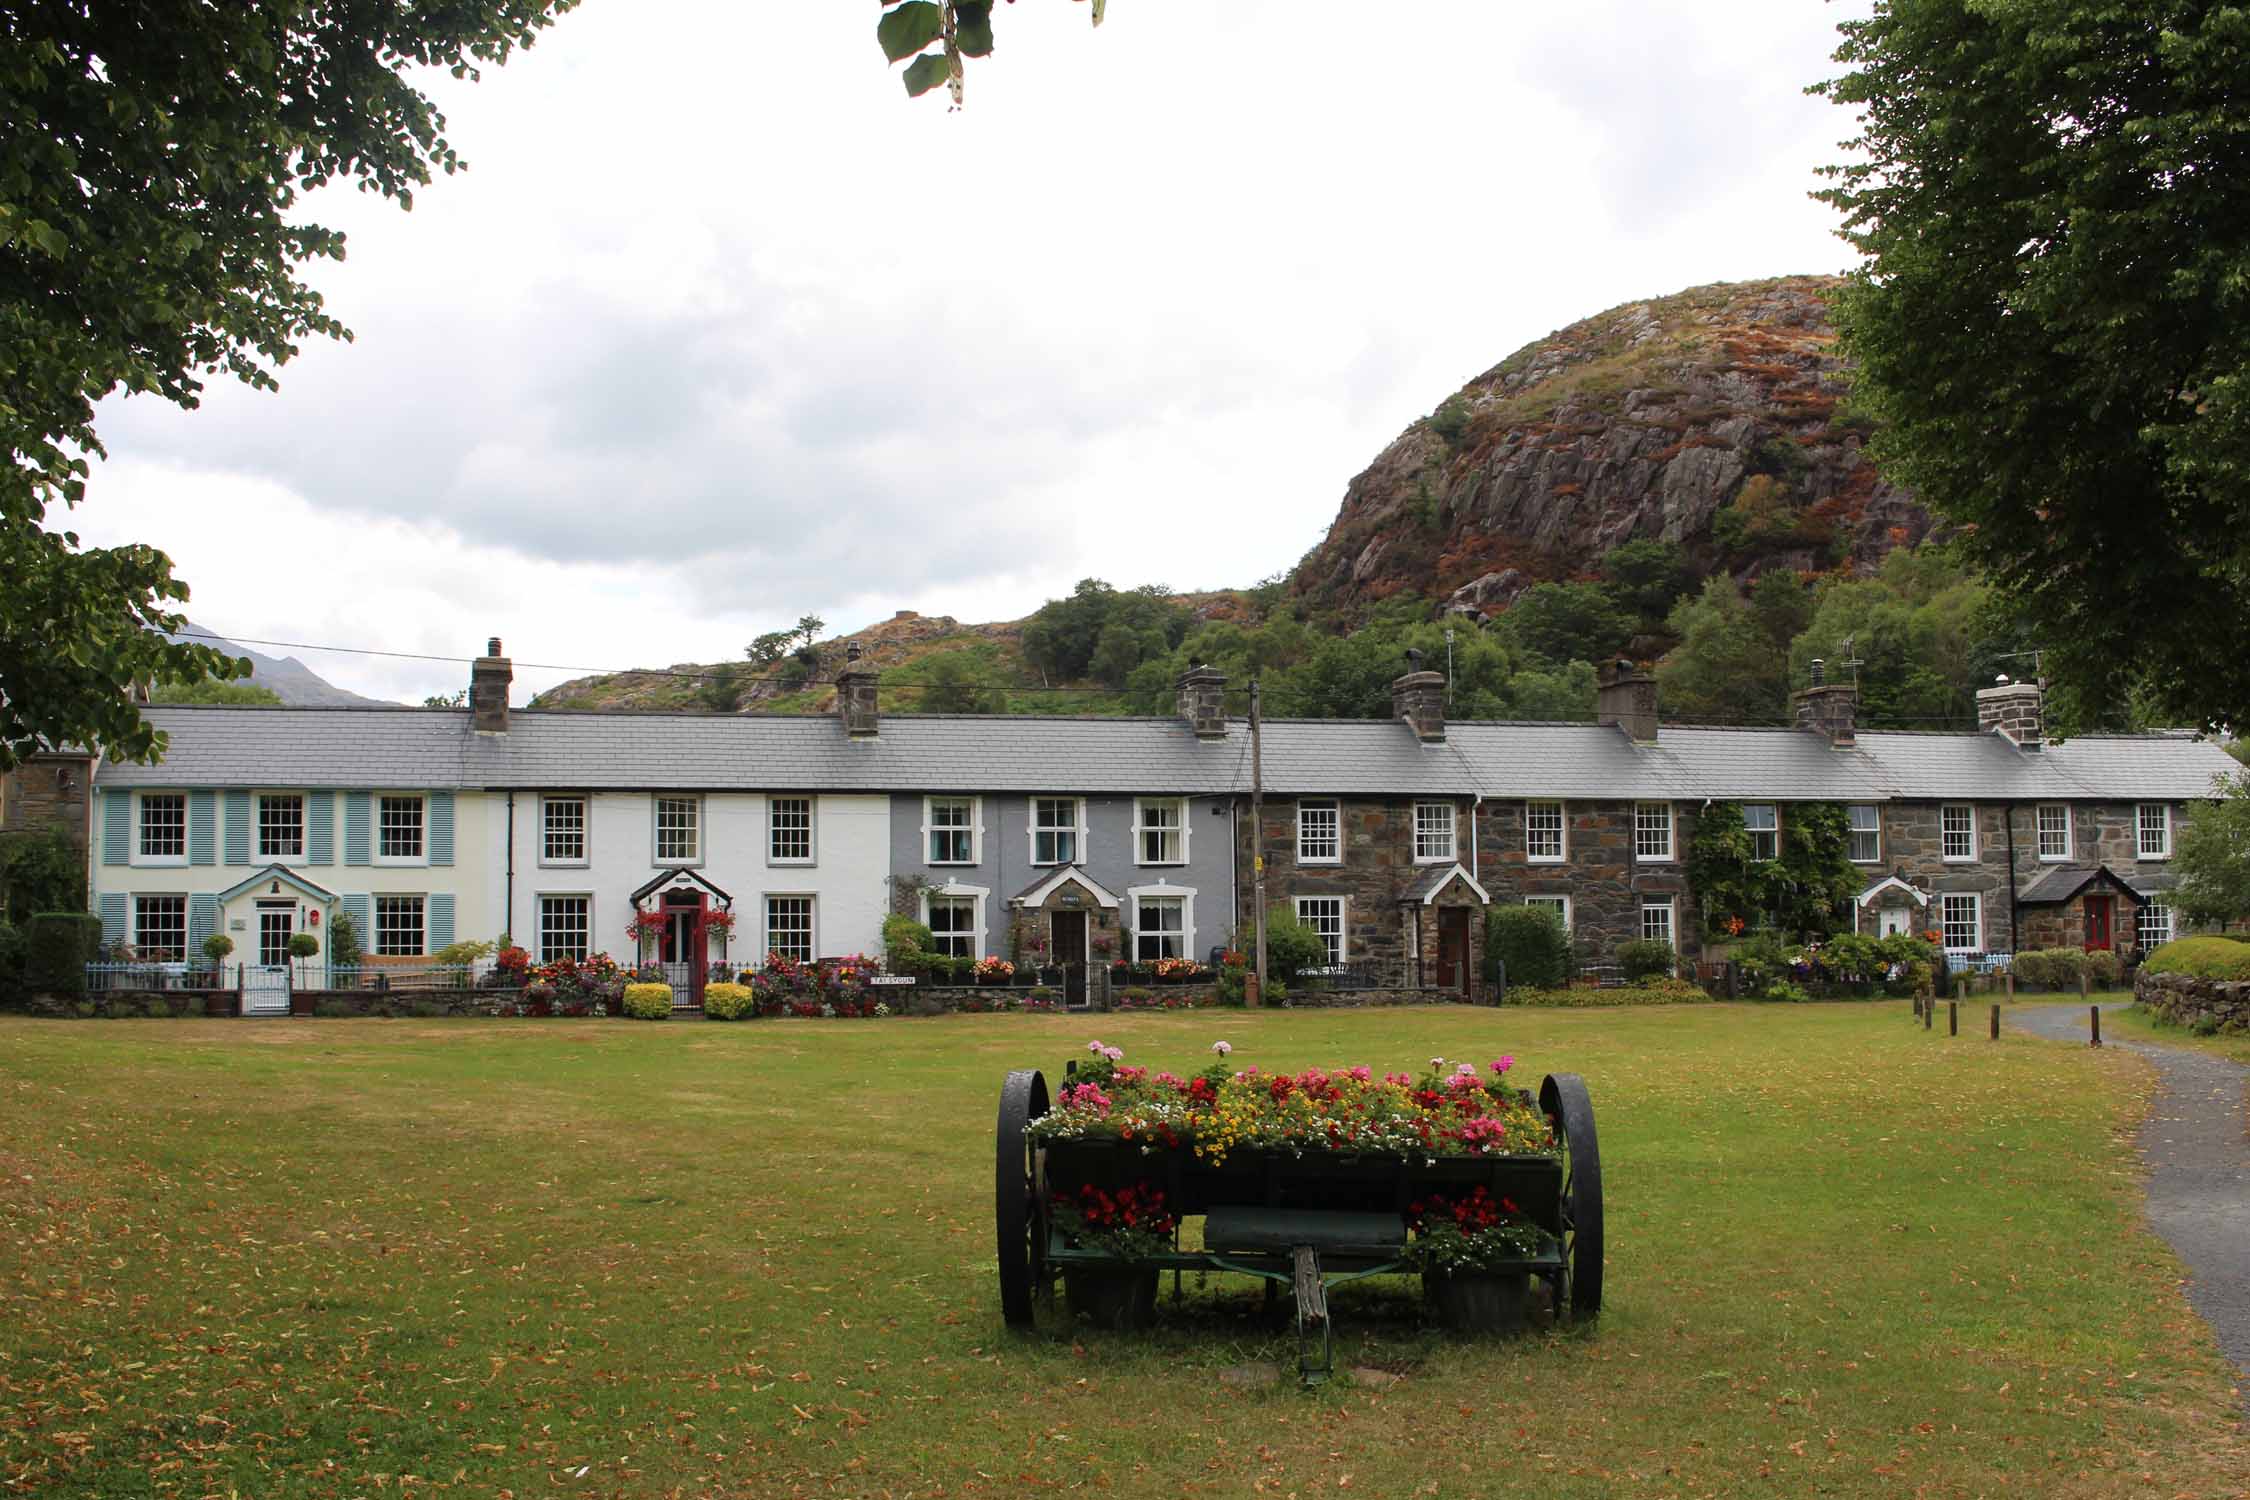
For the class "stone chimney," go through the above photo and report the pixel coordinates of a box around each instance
[471,637,511,734]
[1595,658,1659,744]
[1792,657,1858,747]
[836,644,879,739]
[1175,665,1227,739]
[1391,670,1447,743]
[1977,677,2044,750]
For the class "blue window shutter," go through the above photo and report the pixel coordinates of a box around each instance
[428,792,455,866]
[188,894,218,955]
[223,791,250,865]
[189,791,216,865]
[102,791,130,866]
[99,892,127,947]
[307,790,335,865]
[344,792,371,865]
[340,893,371,960]
[428,893,455,951]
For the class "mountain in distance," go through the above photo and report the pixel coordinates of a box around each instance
[170,620,394,706]
[533,274,1935,714]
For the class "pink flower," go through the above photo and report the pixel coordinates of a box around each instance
[1490,1055,1515,1075]
[1455,1062,1477,1076]
[1348,1066,1372,1082]
[1102,1045,1124,1062]
[1086,1039,1107,1054]
[1212,1040,1232,1056]
[1060,1083,1113,1114]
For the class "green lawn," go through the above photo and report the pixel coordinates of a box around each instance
[2,1005,2245,1498]
[2108,1002,2250,1067]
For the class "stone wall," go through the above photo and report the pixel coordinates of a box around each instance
[2134,968,2250,1034]
[1878,801,2174,954]
[1477,799,1696,962]
[18,987,238,1018]
[1236,795,1479,981]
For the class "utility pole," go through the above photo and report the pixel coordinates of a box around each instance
[1251,676,1268,1003]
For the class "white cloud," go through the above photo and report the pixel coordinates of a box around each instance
[69,0,1872,703]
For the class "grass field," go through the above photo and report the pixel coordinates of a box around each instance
[2108,1002,2250,1068]
[2,1004,2246,1499]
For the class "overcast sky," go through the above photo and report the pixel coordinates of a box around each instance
[67,0,1869,704]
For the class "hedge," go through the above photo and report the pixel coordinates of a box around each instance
[703,982,753,1020]
[1484,905,1571,989]
[2141,935,2250,981]
[1507,979,1712,1008]
[621,983,673,1020]
[24,912,102,998]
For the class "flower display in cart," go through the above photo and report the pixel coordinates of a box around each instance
[1025,1043,1558,1166]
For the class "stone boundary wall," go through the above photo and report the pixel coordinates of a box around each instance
[2133,968,2250,1033]
[13,988,241,1018]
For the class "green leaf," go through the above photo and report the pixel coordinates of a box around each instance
[902,53,951,96]
[877,2,944,63]
[955,1,994,57]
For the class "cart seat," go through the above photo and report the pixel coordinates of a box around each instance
[1203,1207,1405,1259]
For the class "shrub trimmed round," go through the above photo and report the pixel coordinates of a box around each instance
[621,983,673,1020]
[2143,935,2250,981]
[1484,904,1570,989]
[703,982,753,1020]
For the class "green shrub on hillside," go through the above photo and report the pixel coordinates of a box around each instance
[1485,905,1571,989]
[2142,935,2250,981]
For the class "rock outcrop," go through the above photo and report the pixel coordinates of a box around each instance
[1292,276,1933,618]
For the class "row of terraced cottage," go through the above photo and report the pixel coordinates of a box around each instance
[61,640,2239,1007]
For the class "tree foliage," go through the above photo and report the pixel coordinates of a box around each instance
[876,0,1105,104]
[1686,801,1858,941]
[1503,582,1635,668]
[3,2,576,768]
[1814,1,2250,727]
[2173,773,2250,930]
[152,678,282,707]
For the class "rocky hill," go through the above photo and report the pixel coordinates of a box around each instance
[1293,275,1932,620]
[531,275,1933,714]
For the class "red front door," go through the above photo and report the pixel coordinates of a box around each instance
[2083,896,2113,952]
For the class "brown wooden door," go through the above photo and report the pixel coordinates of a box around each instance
[2083,896,2113,952]
[1437,908,1472,991]
[1051,911,1088,1007]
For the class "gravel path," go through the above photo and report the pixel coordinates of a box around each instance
[2013,1001,2250,1419]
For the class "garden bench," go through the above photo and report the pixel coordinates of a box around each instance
[994,1066,1603,1386]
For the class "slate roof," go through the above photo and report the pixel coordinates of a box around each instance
[95,705,2242,804]
[2014,864,2137,905]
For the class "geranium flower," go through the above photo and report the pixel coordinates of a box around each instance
[1490,1055,1514,1075]
[1211,1040,1232,1056]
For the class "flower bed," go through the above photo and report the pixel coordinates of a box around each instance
[1026,1042,1556,1164]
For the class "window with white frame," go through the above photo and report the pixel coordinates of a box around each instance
[1941,803,1977,861]
[926,798,977,865]
[769,797,814,863]
[1032,798,1080,866]
[1848,804,1881,863]
[257,792,305,860]
[1295,896,1345,966]
[138,793,186,862]
[2137,803,2172,859]
[538,896,590,962]
[1296,800,1340,863]
[766,896,814,962]
[1135,799,1186,865]
[1640,898,1675,948]
[655,797,700,863]
[134,894,186,962]
[1135,896,1186,960]
[542,796,586,864]
[2036,803,2071,861]
[2136,900,2174,950]
[378,795,425,861]
[1413,802,1456,863]
[1940,892,1981,953]
[1742,804,1779,861]
[374,895,426,957]
[1634,802,1673,862]
[1526,801,1565,862]
[1524,895,1571,933]
[926,894,976,959]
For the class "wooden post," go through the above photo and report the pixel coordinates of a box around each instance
[2079,967,2090,1001]
[1989,1003,2000,1040]
[1948,1001,1958,1036]
[2090,1004,2102,1047]
[2004,970,2015,1002]
[1924,997,1933,1031]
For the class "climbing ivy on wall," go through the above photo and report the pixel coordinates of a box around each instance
[1687,802,1859,941]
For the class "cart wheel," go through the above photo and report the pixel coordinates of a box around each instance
[995,1068,1050,1330]
[1539,1072,1602,1320]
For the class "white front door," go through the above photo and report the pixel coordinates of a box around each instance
[244,903,296,1015]
[1878,908,1913,938]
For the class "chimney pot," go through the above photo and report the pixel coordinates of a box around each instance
[1809,657,1825,686]
[1792,678,1858,747]
[1391,670,1447,743]
[1976,678,2045,750]
[1595,659,1659,743]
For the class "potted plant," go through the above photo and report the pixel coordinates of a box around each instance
[199,933,237,1014]
[1408,1186,1545,1334]
[1050,1179,1175,1330]
[973,955,1015,987]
